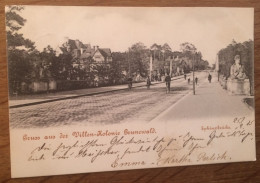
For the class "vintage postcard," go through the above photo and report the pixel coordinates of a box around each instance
[5,6,255,178]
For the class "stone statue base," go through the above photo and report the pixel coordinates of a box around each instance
[227,78,250,95]
[219,76,227,89]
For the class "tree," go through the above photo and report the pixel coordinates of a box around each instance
[6,6,36,94]
[57,53,73,80]
[162,43,172,52]
[179,42,197,72]
[180,42,197,57]
[150,43,163,60]
[6,6,35,51]
[129,42,149,78]
[39,45,58,80]
[110,52,126,83]
[162,43,172,60]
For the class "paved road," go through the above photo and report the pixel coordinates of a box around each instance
[152,71,254,123]
[9,72,206,129]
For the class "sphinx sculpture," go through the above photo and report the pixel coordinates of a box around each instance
[230,55,247,80]
[227,55,250,95]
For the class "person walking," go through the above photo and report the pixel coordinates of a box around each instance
[127,76,133,90]
[184,74,187,80]
[165,73,171,94]
[208,73,212,83]
[188,78,190,84]
[195,77,198,85]
[147,76,151,89]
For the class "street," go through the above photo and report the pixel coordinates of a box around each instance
[9,72,207,129]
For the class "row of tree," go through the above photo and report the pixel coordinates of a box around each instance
[113,42,209,78]
[6,6,209,94]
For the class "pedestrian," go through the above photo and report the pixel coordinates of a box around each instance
[165,73,171,94]
[195,77,198,85]
[208,73,212,83]
[127,76,133,90]
[188,78,190,84]
[184,74,187,80]
[147,76,151,89]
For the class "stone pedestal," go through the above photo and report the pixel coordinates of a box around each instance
[227,78,250,95]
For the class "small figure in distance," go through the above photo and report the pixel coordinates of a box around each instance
[184,74,187,80]
[147,76,151,89]
[208,73,212,83]
[165,73,171,94]
[195,77,198,85]
[127,76,133,90]
[188,78,190,84]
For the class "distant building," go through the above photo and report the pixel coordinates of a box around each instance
[92,47,112,65]
[55,38,113,83]
[57,38,112,68]
[165,52,192,76]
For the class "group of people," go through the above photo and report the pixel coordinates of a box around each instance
[184,74,198,85]
[127,72,213,93]
[127,73,171,94]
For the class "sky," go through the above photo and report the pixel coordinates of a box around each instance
[14,6,254,65]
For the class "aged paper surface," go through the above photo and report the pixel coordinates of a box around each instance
[6,6,255,178]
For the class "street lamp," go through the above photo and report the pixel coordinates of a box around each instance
[149,51,153,79]
[127,48,131,77]
[216,53,220,81]
[192,53,195,95]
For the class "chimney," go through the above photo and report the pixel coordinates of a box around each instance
[64,37,69,43]
[94,46,99,51]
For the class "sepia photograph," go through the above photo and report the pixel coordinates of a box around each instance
[5,6,255,178]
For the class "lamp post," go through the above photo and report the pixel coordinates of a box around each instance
[150,52,153,79]
[216,53,220,81]
[128,48,131,77]
[192,52,198,95]
[170,59,173,77]
[193,53,195,95]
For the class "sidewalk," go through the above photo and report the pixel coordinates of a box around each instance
[9,74,187,108]
[151,74,254,122]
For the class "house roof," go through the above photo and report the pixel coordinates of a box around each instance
[59,39,112,60]
[59,46,68,53]
[101,48,112,57]
[75,39,87,49]
[83,44,92,53]
[63,39,87,50]
[96,48,112,58]
[80,52,92,59]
